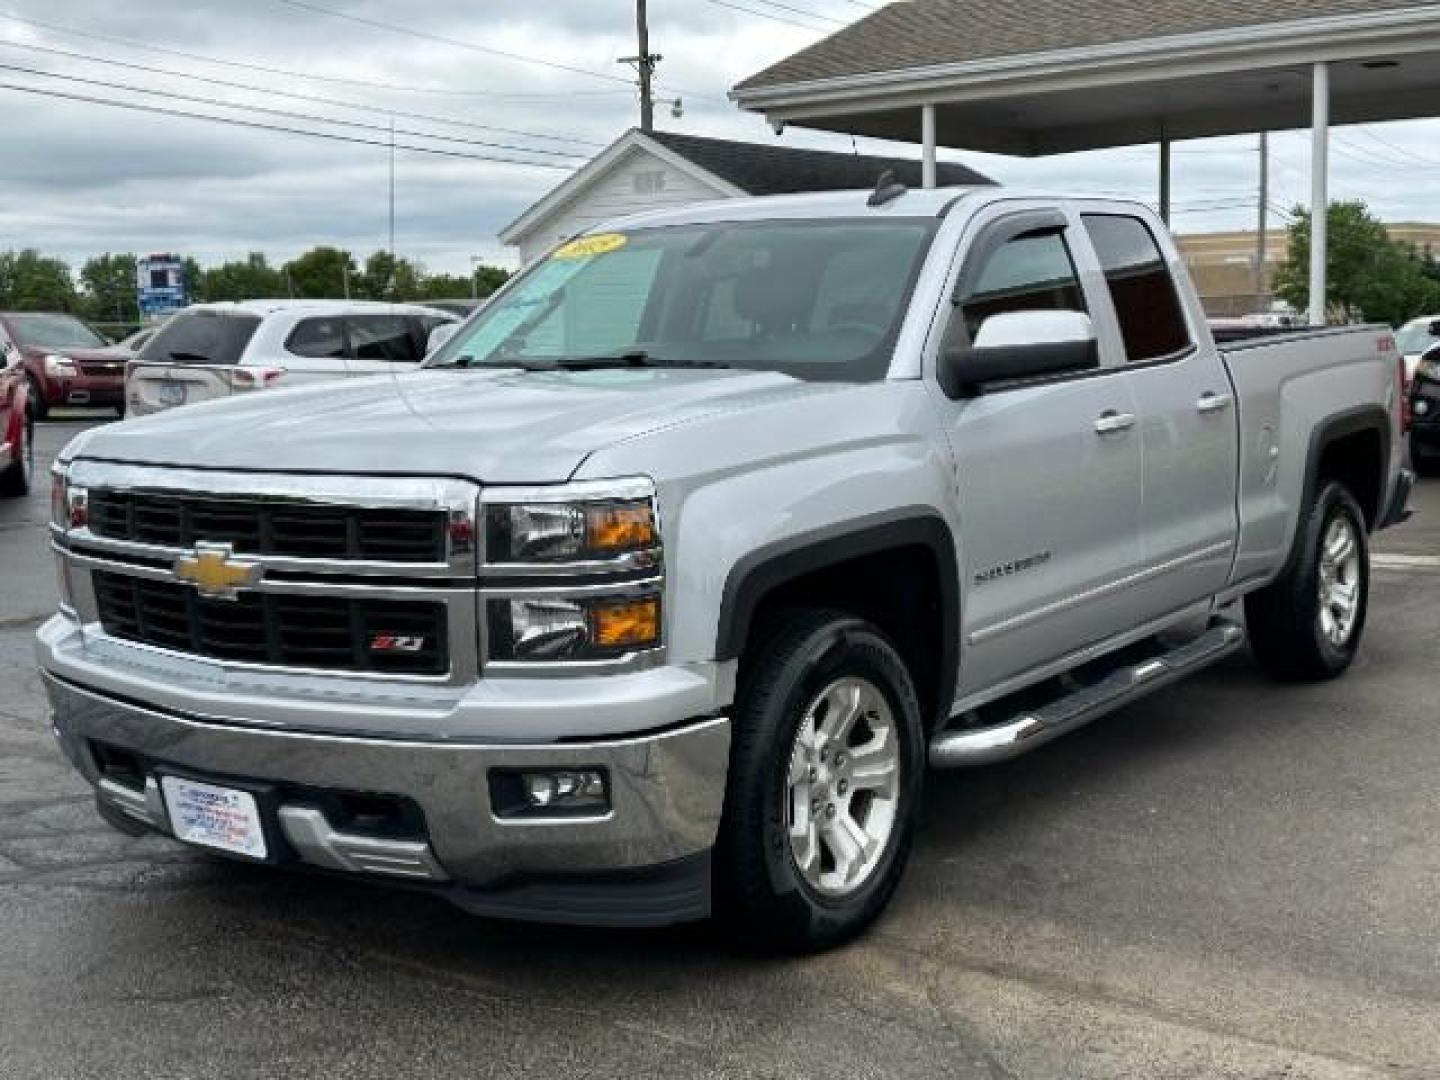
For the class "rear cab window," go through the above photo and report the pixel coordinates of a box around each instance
[138,309,262,366]
[1082,215,1192,363]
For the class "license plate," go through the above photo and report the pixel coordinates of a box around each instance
[159,380,187,406]
[161,776,268,859]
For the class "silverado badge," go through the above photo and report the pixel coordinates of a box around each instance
[174,542,262,601]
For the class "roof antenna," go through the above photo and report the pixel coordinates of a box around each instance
[868,169,908,208]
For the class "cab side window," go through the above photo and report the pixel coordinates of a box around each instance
[286,317,347,361]
[1083,215,1191,363]
[349,314,419,364]
[957,229,1087,342]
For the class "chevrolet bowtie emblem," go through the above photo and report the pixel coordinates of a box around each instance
[174,542,262,600]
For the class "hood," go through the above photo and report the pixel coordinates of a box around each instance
[23,345,121,362]
[67,366,845,483]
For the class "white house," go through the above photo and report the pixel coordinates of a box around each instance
[499,127,991,265]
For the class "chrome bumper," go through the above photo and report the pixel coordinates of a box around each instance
[44,671,730,924]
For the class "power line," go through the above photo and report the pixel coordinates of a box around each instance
[0,37,604,149]
[274,0,635,85]
[0,8,631,100]
[745,0,848,26]
[0,60,590,161]
[0,79,576,170]
[1351,127,1440,169]
[704,0,832,31]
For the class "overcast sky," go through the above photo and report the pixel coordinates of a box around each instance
[0,0,1436,276]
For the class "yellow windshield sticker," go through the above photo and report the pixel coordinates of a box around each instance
[554,233,628,261]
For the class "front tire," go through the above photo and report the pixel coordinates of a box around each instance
[717,609,924,952]
[0,413,33,498]
[26,376,48,421]
[1245,481,1369,681]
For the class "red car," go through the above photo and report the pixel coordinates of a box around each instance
[0,339,33,497]
[0,312,126,418]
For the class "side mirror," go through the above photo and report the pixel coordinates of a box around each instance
[426,323,459,356]
[938,310,1099,399]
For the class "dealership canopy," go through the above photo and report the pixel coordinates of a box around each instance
[732,1,1440,324]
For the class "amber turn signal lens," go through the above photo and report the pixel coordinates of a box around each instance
[585,502,656,554]
[591,596,661,650]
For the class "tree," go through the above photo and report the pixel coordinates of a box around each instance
[282,246,357,299]
[1274,201,1440,325]
[199,253,286,302]
[0,249,78,312]
[80,253,139,324]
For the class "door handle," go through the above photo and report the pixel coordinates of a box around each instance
[1094,411,1136,435]
[1197,392,1234,415]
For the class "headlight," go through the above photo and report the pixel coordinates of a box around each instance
[489,592,662,662]
[484,480,659,566]
[50,470,87,531]
[44,353,78,377]
[1418,357,1440,382]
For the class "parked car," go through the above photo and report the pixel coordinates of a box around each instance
[1408,341,1440,474]
[0,335,33,496]
[424,299,483,319]
[125,300,457,416]
[0,312,126,419]
[1396,316,1440,384]
[41,188,1411,951]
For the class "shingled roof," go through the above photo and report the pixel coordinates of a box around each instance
[646,130,990,193]
[737,0,1422,90]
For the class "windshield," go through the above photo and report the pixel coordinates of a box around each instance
[1396,320,1440,356]
[136,308,262,366]
[9,313,108,350]
[429,218,937,382]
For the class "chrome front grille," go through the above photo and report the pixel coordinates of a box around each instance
[94,571,449,676]
[88,490,446,563]
[58,462,481,684]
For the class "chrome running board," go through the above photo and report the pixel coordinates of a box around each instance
[929,620,1245,769]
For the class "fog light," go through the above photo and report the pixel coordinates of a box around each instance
[492,768,610,819]
[1416,399,1431,417]
[523,769,606,809]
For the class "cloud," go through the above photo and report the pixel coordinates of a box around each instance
[0,0,1435,278]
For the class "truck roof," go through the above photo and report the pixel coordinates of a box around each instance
[593,185,1150,232]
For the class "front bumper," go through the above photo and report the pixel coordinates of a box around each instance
[42,373,123,408]
[43,670,731,926]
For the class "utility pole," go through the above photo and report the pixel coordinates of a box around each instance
[388,115,396,262]
[1254,131,1269,315]
[619,0,660,133]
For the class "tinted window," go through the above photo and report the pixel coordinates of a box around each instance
[431,220,937,383]
[137,309,261,366]
[349,314,418,364]
[1084,215,1191,362]
[958,229,1086,340]
[8,313,108,350]
[286,317,347,360]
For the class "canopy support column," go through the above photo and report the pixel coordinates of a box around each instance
[1310,61,1330,326]
[1159,127,1172,226]
[921,104,937,188]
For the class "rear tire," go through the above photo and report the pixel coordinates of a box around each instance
[717,609,924,953]
[0,413,33,498]
[1245,481,1369,682]
[25,376,48,421]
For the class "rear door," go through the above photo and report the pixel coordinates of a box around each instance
[126,309,261,416]
[1079,212,1239,616]
[933,205,1148,695]
[278,315,350,386]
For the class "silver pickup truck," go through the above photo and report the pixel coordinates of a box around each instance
[38,187,1413,951]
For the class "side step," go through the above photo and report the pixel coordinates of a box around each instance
[929,620,1246,769]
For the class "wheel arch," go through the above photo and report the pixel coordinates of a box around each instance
[716,509,960,730]
[1302,405,1391,533]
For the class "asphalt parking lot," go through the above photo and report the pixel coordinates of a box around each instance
[3,417,1439,1079]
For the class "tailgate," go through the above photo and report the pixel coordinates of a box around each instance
[127,362,233,416]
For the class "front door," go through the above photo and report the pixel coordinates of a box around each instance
[932,208,1148,697]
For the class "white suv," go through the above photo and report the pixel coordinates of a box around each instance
[126,300,458,417]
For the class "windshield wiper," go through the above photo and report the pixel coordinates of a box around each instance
[548,351,733,372]
[428,356,553,372]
